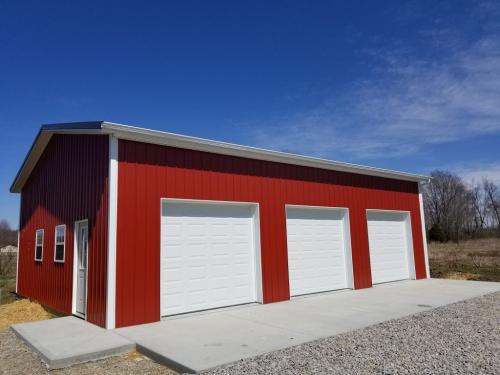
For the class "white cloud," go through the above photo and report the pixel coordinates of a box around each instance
[251,2,500,161]
[453,163,500,186]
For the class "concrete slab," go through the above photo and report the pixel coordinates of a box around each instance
[117,279,500,373]
[11,316,135,369]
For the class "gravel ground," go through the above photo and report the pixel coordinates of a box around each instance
[0,292,498,374]
[202,291,500,375]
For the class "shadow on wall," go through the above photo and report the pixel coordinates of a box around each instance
[119,140,419,194]
[17,134,109,327]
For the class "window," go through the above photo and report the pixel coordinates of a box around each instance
[35,229,44,261]
[54,225,66,262]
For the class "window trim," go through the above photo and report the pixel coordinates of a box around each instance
[34,229,44,262]
[54,224,66,263]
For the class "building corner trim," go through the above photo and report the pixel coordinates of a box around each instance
[418,185,430,278]
[15,231,20,294]
[106,135,118,329]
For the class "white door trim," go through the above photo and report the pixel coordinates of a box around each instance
[106,135,118,329]
[366,209,416,282]
[160,198,263,318]
[418,184,430,278]
[285,204,355,292]
[72,219,89,319]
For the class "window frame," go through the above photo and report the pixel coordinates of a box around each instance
[34,229,44,262]
[54,224,66,263]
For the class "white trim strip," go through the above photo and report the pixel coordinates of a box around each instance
[106,135,118,329]
[418,185,430,278]
[15,230,20,293]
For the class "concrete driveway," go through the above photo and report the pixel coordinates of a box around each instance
[116,279,500,373]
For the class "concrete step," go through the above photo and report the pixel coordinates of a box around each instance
[11,316,135,370]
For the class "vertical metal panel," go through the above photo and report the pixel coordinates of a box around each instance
[115,139,426,328]
[18,135,108,327]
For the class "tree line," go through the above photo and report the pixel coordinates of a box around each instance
[423,170,500,242]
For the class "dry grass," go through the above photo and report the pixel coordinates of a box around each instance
[428,237,500,281]
[124,351,148,362]
[0,299,54,331]
[0,277,16,305]
[0,252,17,305]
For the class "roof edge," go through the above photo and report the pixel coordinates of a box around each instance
[11,121,430,193]
[41,121,104,131]
[101,121,430,183]
[9,122,105,193]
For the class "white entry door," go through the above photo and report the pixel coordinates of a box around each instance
[75,221,88,317]
[367,211,415,284]
[161,200,260,316]
[286,206,352,296]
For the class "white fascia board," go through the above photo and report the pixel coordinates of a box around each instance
[101,122,430,183]
[106,135,118,329]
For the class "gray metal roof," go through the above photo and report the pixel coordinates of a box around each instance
[10,121,430,193]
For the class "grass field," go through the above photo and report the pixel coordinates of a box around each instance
[0,252,17,305]
[0,276,16,304]
[428,237,500,282]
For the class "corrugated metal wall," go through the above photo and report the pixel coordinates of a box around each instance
[18,135,109,327]
[116,139,426,328]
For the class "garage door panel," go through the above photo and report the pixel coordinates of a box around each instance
[161,201,258,316]
[367,211,413,284]
[286,207,351,296]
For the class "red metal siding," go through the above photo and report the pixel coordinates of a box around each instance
[116,139,427,328]
[18,135,109,327]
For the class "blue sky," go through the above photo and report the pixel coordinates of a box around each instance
[1,0,500,228]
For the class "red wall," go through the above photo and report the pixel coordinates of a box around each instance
[18,135,109,327]
[116,139,427,328]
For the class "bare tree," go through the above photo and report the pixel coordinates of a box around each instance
[423,170,469,241]
[466,181,489,236]
[483,178,500,231]
[423,171,500,241]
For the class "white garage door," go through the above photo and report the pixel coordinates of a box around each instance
[286,206,352,296]
[161,200,260,316]
[367,211,415,284]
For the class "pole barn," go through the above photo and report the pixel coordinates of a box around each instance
[11,122,430,329]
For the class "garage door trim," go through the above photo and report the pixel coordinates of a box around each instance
[160,198,263,318]
[366,209,416,282]
[285,204,354,294]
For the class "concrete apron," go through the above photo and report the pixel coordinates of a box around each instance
[116,279,500,373]
[10,316,134,370]
[10,279,500,372]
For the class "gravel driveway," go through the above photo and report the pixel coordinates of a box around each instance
[0,291,499,374]
[203,291,500,375]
